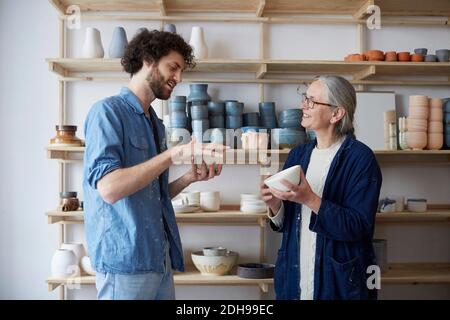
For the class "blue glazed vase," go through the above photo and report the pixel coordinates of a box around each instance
[188,84,211,103]
[109,27,128,58]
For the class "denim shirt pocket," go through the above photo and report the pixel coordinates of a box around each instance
[129,135,150,165]
[328,255,362,300]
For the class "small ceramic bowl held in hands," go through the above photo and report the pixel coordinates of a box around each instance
[264,165,301,192]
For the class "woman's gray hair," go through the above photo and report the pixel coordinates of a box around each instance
[313,75,356,138]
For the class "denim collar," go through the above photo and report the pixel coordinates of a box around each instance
[120,87,146,115]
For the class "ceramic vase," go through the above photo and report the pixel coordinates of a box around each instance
[51,249,78,278]
[81,27,104,58]
[108,26,128,58]
[163,23,176,33]
[189,26,208,59]
[188,84,211,103]
[60,242,86,266]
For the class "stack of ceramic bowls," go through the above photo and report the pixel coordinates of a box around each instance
[243,112,260,127]
[208,101,225,128]
[271,128,307,149]
[436,49,450,62]
[444,98,450,149]
[187,84,211,134]
[259,102,278,128]
[427,98,444,150]
[169,96,188,128]
[225,101,244,129]
[278,109,303,129]
[407,95,428,150]
[240,193,267,213]
[191,101,209,143]
[200,191,220,212]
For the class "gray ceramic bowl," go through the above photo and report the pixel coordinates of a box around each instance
[169,101,186,113]
[190,105,208,120]
[172,95,186,103]
[191,119,209,131]
[226,115,243,129]
[271,128,306,149]
[424,54,438,62]
[243,113,260,126]
[279,109,302,120]
[225,102,244,116]
[259,102,276,116]
[209,115,225,128]
[208,101,225,115]
[414,48,428,56]
[436,49,450,62]
[237,263,275,279]
[203,247,227,256]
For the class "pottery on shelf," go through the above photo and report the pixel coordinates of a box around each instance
[436,49,450,62]
[80,256,96,275]
[59,191,80,212]
[51,249,78,278]
[203,247,227,256]
[50,125,83,146]
[191,251,238,276]
[60,242,86,265]
[163,23,176,33]
[188,83,211,103]
[264,165,301,192]
[108,26,128,58]
[189,26,208,59]
[81,27,104,58]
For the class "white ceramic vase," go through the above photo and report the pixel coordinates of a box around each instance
[51,249,78,278]
[81,256,96,275]
[60,242,86,265]
[82,27,104,58]
[189,26,208,59]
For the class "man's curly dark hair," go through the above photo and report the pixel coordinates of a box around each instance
[121,29,195,75]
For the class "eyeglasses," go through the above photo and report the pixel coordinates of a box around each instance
[296,85,338,110]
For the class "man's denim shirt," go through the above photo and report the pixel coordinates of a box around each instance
[83,87,184,274]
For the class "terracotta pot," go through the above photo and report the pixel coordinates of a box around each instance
[409,95,429,106]
[407,118,428,132]
[429,107,443,122]
[427,133,443,150]
[345,53,364,62]
[411,54,424,62]
[385,51,397,62]
[429,98,442,108]
[397,52,411,62]
[409,106,429,120]
[428,121,443,133]
[365,50,385,61]
[406,131,427,150]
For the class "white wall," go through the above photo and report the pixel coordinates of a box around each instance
[0,0,449,299]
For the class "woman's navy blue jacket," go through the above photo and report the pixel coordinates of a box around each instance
[271,135,382,300]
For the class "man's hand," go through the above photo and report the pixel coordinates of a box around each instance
[184,158,223,184]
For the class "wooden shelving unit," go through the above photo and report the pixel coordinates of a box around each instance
[46,0,450,300]
[46,58,450,86]
[46,262,450,291]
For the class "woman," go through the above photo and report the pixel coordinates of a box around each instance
[261,75,382,300]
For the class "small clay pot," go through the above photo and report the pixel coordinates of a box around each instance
[406,131,427,150]
[385,51,397,62]
[365,50,385,61]
[427,133,443,150]
[397,52,411,62]
[428,121,443,133]
[345,53,364,62]
[411,54,424,62]
[59,192,80,212]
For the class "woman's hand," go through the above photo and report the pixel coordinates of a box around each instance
[269,169,322,213]
[260,179,282,215]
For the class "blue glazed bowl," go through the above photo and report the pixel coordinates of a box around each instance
[169,101,186,113]
[209,115,225,128]
[260,116,277,129]
[192,119,210,132]
[208,101,225,115]
[225,101,244,116]
[414,48,428,56]
[243,113,260,127]
[190,105,208,120]
[226,115,243,129]
[271,128,306,149]
[259,102,276,116]
[436,49,450,62]
[188,84,211,102]
[279,118,303,129]
[279,109,302,120]
[425,54,438,62]
[443,98,450,113]
[172,95,186,103]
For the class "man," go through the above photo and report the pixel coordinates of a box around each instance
[83,29,223,300]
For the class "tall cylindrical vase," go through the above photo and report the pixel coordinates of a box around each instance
[82,27,104,58]
[189,26,208,59]
[109,26,128,58]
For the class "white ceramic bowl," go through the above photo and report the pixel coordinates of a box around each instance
[264,165,301,192]
[191,251,238,276]
[407,199,427,212]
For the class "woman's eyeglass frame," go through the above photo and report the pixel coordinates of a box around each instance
[296,84,338,110]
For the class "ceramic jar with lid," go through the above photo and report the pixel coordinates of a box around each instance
[59,191,80,212]
[50,125,83,146]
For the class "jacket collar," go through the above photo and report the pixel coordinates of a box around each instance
[120,87,145,115]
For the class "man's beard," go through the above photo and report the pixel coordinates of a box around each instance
[146,68,171,100]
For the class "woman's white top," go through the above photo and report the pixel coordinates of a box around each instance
[269,138,344,300]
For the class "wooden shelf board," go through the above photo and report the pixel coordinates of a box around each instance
[376,210,450,223]
[45,59,450,81]
[49,0,450,17]
[382,263,450,284]
[46,262,450,291]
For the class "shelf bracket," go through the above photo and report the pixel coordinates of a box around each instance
[256,0,266,17]
[256,64,267,79]
[353,0,375,20]
[353,65,376,80]
[48,282,61,292]
[48,216,63,224]
[158,0,167,16]
[48,62,66,77]
[258,283,269,293]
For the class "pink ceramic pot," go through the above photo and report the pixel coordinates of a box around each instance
[407,118,428,132]
[428,121,444,133]
[406,131,427,150]
[409,106,429,120]
[427,133,443,150]
[429,107,443,121]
